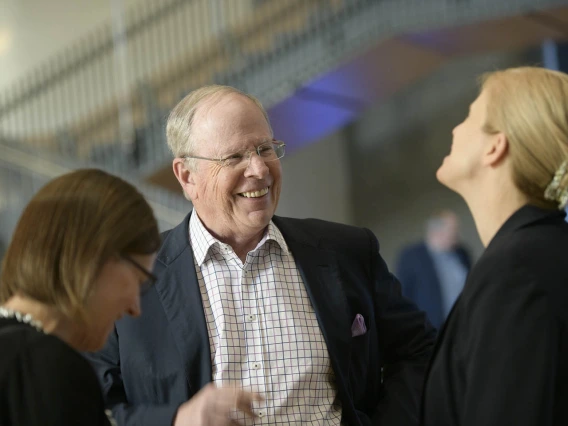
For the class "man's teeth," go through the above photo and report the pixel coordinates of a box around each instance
[241,187,269,198]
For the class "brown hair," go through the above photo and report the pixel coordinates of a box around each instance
[0,169,161,320]
[480,67,568,209]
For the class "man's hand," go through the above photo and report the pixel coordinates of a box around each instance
[173,384,263,426]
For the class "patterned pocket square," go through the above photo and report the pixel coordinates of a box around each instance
[351,313,367,337]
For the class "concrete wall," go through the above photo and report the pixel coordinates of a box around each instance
[278,130,354,225]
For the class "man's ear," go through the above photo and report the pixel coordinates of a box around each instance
[483,132,509,167]
[172,158,196,200]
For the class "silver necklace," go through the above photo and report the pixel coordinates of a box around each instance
[0,306,45,333]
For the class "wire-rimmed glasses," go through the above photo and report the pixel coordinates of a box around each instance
[181,141,286,169]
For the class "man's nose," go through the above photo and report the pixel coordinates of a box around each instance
[244,151,269,176]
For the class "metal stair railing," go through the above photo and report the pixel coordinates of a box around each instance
[0,0,338,166]
[120,0,568,179]
[0,140,188,243]
[3,0,566,178]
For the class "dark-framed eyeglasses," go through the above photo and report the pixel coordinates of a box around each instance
[122,254,157,293]
[181,140,286,169]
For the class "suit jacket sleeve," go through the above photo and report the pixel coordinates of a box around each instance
[459,269,559,426]
[84,327,181,426]
[367,231,436,425]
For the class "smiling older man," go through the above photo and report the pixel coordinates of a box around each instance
[86,85,436,426]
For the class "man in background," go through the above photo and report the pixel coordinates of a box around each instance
[396,210,471,329]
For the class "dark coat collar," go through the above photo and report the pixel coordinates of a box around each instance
[488,204,566,250]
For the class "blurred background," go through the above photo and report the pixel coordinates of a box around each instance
[1,0,568,268]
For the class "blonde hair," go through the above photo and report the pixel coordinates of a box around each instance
[480,66,568,209]
[0,169,161,321]
[166,85,272,168]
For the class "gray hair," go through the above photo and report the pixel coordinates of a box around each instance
[166,85,272,169]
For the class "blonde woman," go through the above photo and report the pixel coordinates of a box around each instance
[0,169,160,425]
[421,66,568,426]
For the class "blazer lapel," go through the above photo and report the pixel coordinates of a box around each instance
[291,243,352,371]
[154,212,212,393]
[274,218,355,420]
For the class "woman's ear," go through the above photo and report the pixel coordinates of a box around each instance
[483,132,509,167]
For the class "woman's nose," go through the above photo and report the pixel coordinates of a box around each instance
[126,294,141,318]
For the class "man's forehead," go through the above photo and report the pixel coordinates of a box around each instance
[209,137,273,155]
[192,96,270,150]
[195,92,256,120]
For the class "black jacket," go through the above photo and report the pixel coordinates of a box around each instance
[422,205,568,426]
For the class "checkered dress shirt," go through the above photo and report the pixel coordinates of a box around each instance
[189,212,342,425]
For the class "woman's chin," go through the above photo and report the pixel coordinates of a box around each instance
[436,161,449,184]
[436,164,463,194]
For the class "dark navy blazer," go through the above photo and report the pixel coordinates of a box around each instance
[86,213,435,426]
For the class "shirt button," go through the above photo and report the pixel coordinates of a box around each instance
[252,362,261,370]
[247,314,256,322]
[258,411,264,418]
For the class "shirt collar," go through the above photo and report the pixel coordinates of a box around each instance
[265,220,290,255]
[189,210,290,266]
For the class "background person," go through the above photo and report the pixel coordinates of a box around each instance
[396,210,471,329]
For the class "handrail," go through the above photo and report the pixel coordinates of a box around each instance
[0,142,187,229]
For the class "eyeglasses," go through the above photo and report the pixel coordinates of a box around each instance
[122,255,158,293]
[181,141,286,169]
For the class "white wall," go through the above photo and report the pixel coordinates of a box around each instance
[0,0,142,91]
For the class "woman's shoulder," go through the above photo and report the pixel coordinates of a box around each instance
[461,222,568,320]
[0,319,96,382]
[0,319,110,425]
[474,218,568,278]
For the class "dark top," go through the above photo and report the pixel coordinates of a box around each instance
[0,318,111,426]
[421,205,568,426]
